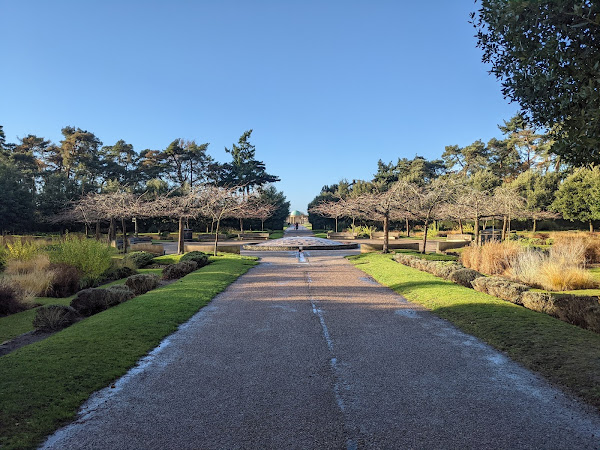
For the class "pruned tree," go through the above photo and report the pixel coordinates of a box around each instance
[198,185,249,256]
[412,178,458,254]
[309,198,347,233]
[454,185,494,245]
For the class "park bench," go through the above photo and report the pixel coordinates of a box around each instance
[129,236,153,245]
[327,231,357,240]
[237,232,270,240]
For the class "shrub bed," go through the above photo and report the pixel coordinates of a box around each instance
[521,292,600,333]
[179,251,209,267]
[70,286,134,317]
[33,305,79,331]
[449,268,484,288]
[48,263,81,298]
[124,251,156,269]
[162,261,198,280]
[125,274,160,296]
[471,276,531,304]
[0,284,28,316]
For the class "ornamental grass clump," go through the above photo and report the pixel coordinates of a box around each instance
[48,263,81,297]
[0,282,28,316]
[4,254,55,297]
[33,305,79,331]
[460,241,520,275]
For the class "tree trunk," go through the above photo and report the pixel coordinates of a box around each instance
[95,220,101,241]
[405,218,410,237]
[134,217,139,236]
[532,218,537,233]
[501,216,507,241]
[108,218,116,244]
[590,219,594,232]
[421,218,429,254]
[240,218,243,232]
[121,218,128,253]
[85,223,89,237]
[382,214,390,253]
[261,220,264,231]
[214,220,221,256]
[335,217,338,233]
[459,218,463,235]
[178,217,185,254]
[474,216,480,245]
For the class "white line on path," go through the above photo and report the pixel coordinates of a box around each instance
[305,270,357,450]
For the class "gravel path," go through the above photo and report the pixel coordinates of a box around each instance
[42,230,600,449]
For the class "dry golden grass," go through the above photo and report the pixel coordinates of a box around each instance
[539,263,598,291]
[5,254,51,275]
[460,241,520,275]
[552,233,600,265]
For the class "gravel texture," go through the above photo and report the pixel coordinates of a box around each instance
[41,229,600,449]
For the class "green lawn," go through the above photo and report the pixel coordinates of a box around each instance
[0,255,257,450]
[269,230,284,239]
[349,253,600,410]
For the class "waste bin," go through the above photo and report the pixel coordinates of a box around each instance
[183,228,193,241]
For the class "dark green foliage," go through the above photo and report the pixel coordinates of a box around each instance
[0,284,26,316]
[473,1,600,165]
[0,160,35,232]
[48,263,80,298]
[103,261,137,283]
[449,268,484,288]
[125,274,160,296]
[162,260,198,280]
[33,305,79,331]
[124,251,155,269]
[179,251,209,267]
[70,286,134,317]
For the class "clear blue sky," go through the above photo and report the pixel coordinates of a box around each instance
[1,1,516,212]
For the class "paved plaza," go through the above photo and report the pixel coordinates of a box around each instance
[42,226,600,449]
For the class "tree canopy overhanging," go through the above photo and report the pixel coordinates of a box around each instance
[473,0,600,166]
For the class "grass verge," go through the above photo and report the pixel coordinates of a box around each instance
[0,255,257,450]
[393,249,458,261]
[349,253,600,410]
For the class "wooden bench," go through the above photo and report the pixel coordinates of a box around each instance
[327,232,357,240]
[237,232,270,240]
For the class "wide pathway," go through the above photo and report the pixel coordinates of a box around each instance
[43,226,600,449]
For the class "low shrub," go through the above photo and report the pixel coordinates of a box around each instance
[125,273,160,295]
[48,263,81,298]
[101,260,137,284]
[428,261,462,280]
[179,251,209,267]
[124,251,156,268]
[4,238,41,262]
[71,285,134,317]
[449,268,484,288]
[49,236,114,285]
[0,283,27,316]
[521,292,600,333]
[162,260,198,280]
[105,285,135,303]
[33,305,79,331]
[471,276,530,304]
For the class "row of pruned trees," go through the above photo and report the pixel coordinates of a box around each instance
[54,185,276,256]
[310,176,559,253]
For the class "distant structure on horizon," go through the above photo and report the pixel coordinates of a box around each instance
[287,210,308,224]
